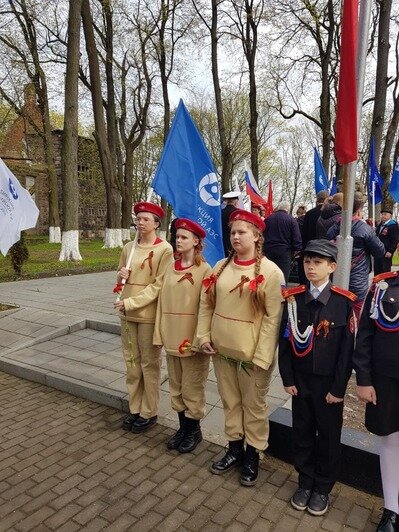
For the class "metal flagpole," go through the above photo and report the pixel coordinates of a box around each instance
[333,0,372,289]
[372,180,376,227]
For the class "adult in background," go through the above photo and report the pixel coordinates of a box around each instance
[302,191,329,247]
[327,193,385,320]
[197,209,284,486]
[263,201,302,283]
[154,218,211,453]
[221,191,239,257]
[316,193,343,239]
[353,270,399,532]
[374,208,399,276]
[298,191,328,284]
[295,206,307,240]
[114,202,173,433]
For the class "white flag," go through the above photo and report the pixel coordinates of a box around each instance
[0,157,39,256]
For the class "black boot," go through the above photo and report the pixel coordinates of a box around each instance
[178,418,202,453]
[376,509,398,532]
[166,411,186,450]
[210,439,244,475]
[131,415,157,433]
[240,444,259,486]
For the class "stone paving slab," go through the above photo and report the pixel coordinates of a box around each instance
[0,372,382,531]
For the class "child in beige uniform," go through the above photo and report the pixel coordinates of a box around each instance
[197,209,284,486]
[154,218,212,453]
[114,202,173,433]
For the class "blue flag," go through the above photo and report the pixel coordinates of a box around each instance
[388,157,399,203]
[152,100,224,266]
[329,175,337,195]
[368,138,383,204]
[314,147,329,193]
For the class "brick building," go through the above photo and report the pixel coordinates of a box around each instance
[0,84,106,237]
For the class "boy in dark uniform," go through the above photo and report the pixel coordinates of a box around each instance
[353,270,399,532]
[279,240,355,516]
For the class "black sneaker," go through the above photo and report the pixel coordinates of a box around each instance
[376,508,398,532]
[290,488,312,511]
[307,491,329,516]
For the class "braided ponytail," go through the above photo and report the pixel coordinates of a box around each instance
[250,234,265,314]
[207,249,235,307]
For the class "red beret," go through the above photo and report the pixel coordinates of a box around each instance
[133,201,165,218]
[175,218,206,239]
[229,208,265,232]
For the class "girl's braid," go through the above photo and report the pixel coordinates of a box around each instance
[207,249,235,307]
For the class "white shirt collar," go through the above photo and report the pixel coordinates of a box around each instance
[309,280,329,296]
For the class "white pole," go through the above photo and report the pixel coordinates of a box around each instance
[115,188,153,301]
[334,0,372,289]
[372,180,376,228]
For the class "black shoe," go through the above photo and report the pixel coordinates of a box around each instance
[377,509,398,532]
[167,411,186,450]
[178,418,202,453]
[307,491,329,516]
[240,445,259,486]
[290,488,312,511]
[210,439,244,475]
[131,415,157,433]
[122,412,139,431]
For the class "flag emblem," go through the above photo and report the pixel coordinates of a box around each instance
[199,173,220,207]
[8,178,18,200]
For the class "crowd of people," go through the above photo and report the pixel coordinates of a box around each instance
[113,196,399,532]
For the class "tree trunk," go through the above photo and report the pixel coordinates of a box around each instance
[369,0,392,215]
[81,0,122,248]
[59,0,83,261]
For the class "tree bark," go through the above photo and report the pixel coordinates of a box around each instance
[81,0,122,248]
[59,0,83,261]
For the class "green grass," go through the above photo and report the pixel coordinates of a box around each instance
[0,235,122,282]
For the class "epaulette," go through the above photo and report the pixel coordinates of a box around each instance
[372,271,398,284]
[330,285,357,301]
[282,285,306,299]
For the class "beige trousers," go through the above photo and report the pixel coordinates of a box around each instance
[121,320,161,418]
[213,355,275,451]
[166,353,210,420]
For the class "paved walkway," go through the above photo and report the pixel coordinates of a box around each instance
[0,272,288,445]
[0,372,382,531]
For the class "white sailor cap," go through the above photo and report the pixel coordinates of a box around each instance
[222,191,240,200]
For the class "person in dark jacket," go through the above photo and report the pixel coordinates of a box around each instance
[263,201,302,283]
[296,205,307,240]
[279,240,355,517]
[298,191,329,283]
[327,194,385,320]
[353,271,399,532]
[316,193,343,239]
[221,192,239,257]
[302,191,329,247]
[374,209,399,275]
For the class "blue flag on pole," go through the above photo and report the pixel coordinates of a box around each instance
[152,100,224,266]
[368,138,383,204]
[388,157,399,203]
[314,147,329,193]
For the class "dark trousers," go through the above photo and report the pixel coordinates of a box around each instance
[264,250,291,283]
[292,373,344,495]
[373,256,392,276]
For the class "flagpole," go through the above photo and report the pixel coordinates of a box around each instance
[334,0,372,289]
[372,180,376,227]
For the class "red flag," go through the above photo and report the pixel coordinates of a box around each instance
[335,0,358,165]
[264,180,273,218]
